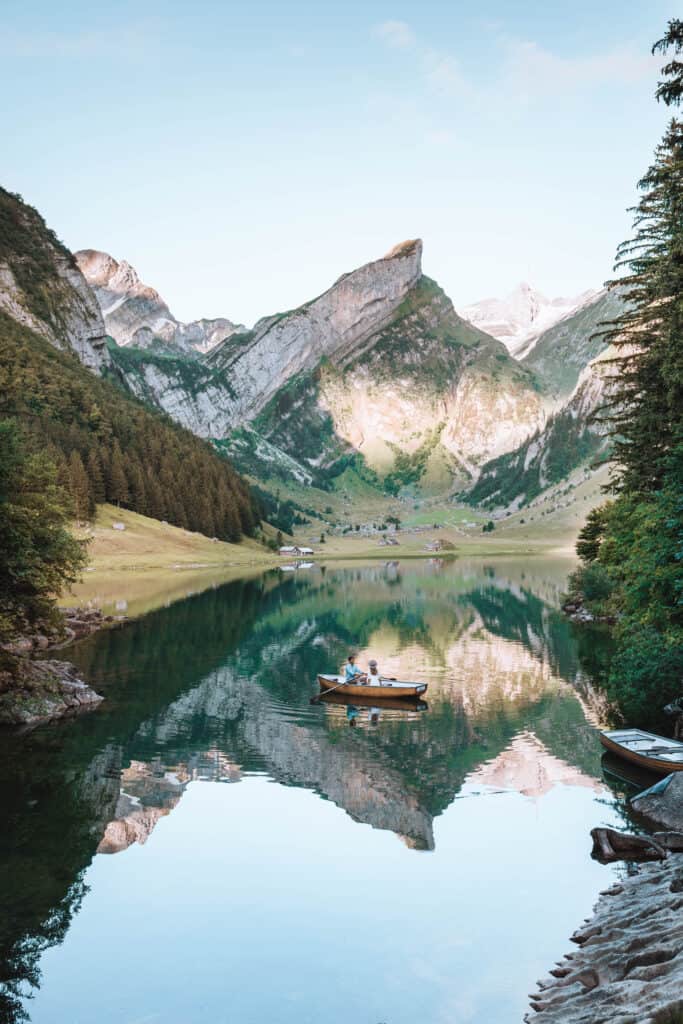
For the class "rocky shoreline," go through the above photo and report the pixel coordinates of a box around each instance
[526,776,683,1022]
[0,606,124,726]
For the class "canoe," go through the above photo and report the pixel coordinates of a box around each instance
[599,728,683,774]
[319,690,428,713]
[317,673,428,700]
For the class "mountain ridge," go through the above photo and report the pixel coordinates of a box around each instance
[75,248,245,357]
[462,282,599,358]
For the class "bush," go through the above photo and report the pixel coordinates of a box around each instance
[606,625,683,722]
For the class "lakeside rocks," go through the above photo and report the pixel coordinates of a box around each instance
[526,853,683,1023]
[0,606,124,726]
[633,773,683,833]
[0,658,103,726]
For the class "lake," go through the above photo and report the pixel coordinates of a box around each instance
[0,558,635,1024]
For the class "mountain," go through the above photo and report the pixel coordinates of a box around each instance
[462,282,598,358]
[75,249,245,357]
[0,189,257,540]
[0,188,109,372]
[463,287,627,510]
[521,287,625,400]
[466,344,618,509]
[110,240,546,495]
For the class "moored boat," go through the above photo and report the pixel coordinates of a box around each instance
[599,728,683,774]
[317,673,428,700]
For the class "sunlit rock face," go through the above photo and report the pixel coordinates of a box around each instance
[88,237,547,490]
[0,190,109,372]
[314,276,544,476]
[76,248,244,356]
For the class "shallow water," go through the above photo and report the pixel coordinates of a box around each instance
[1,558,635,1023]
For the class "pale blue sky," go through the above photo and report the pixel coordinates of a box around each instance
[1,1,672,325]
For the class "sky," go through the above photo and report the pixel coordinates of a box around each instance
[1,0,674,326]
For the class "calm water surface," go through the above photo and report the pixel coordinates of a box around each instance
[1,559,635,1024]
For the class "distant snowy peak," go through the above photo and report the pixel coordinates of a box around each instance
[462,282,599,358]
[75,249,245,357]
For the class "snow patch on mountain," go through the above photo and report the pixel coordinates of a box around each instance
[462,282,599,358]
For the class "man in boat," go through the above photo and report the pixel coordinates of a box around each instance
[344,654,366,684]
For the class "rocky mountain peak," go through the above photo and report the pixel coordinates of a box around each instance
[76,249,162,306]
[384,238,423,262]
[462,281,599,358]
[0,189,109,372]
[75,248,244,356]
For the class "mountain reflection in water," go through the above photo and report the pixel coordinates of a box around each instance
[0,558,631,1024]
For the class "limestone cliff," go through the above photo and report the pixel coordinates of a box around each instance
[226,274,545,491]
[111,239,544,495]
[0,188,109,372]
[75,248,244,356]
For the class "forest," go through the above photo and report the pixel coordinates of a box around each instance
[0,312,258,542]
[568,20,683,721]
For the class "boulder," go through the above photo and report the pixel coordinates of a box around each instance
[632,773,683,832]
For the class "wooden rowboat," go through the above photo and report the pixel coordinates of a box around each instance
[319,690,428,713]
[317,674,428,700]
[599,728,683,775]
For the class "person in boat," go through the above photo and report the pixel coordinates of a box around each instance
[366,659,382,685]
[344,654,366,684]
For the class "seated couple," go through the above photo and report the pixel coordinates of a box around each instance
[345,654,381,684]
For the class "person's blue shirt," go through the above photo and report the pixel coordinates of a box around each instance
[345,663,364,681]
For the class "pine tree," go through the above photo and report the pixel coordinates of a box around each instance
[572,21,683,721]
[126,457,147,516]
[0,419,86,641]
[108,441,129,507]
[68,450,93,520]
[86,447,106,504]
[598,20,683,494]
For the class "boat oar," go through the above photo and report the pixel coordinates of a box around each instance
[310,678,363,704]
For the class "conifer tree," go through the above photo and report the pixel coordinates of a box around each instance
[598,19,683,494]
[86,447,106,504]
[0,420,86,641]
[108,441,129,507]
[68,450,93,520]
[572,20,683,721]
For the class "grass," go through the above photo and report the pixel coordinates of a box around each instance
[61,504,280,616]
[61,462,607,615]
[71,503,277,574]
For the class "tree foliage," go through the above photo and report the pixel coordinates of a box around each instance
[0,313,259,542]
[571,23,683,722]
[0,419,87,643]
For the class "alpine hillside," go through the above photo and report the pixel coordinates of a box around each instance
[0,188,257,541]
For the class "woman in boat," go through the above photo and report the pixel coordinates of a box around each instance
[366,659,381,685]
[344,654,366,684]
